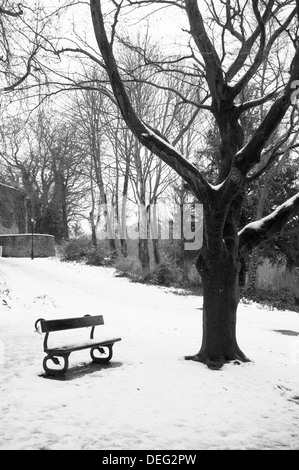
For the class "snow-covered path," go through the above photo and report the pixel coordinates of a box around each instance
[0,257,299,450]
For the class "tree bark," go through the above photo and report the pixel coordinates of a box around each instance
[152,238,161,265]
[120,239,128,258]
[119,142,130,258]
[185,193,250,368]
[90,211,97,247]
[186,246,249,368]
[139,238,150,274]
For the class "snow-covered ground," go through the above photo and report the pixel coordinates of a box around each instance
[0,257,299,450]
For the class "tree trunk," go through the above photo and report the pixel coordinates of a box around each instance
[151,203,161,265]
[118,173,129,258]
[120,238,128,257]
[186,249,249,369]
[90,211,97,247]
[90,171,97,247]
[152,238,161,265]
[137,202,150,274]
[179,202,189,284]
[118,197,128,257]
[186,194,250,369]
[102,196,117,254]
[139,238,150,274]
[61,182,69,239]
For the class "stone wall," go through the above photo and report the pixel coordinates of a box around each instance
[0,234,55,258]
[0,184,27,234]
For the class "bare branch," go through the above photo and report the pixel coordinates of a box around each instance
[127,0,185,9]
[210,0,244,43]
[0,4,23,17]
[226,0,275,82]
[124,75,211,110]
[246,109,299,182]
[235,44,299,175]
[110,0,123,47]
[231,0,266,98]
[230,6,296,93]
[55,46,106,70]
[246,141,299,183]
[185,0,225,108]
[0,46,38,93]
[172,106,200,146]
[238,88,282,113]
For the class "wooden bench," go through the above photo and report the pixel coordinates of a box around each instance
[35,315,121,375]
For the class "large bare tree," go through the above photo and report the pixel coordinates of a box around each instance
[87,0,299,369]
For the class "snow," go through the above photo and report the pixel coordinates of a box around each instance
[0,182,20,192]
[44,338,121,353]
[239,219,265,234]
[141,124,197,169]
[207,180,227,191]
[0,257,299,450]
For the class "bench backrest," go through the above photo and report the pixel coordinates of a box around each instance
[37,315,104,333]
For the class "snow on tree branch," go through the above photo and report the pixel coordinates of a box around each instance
[238,192,299,255]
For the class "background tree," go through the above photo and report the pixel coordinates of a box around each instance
[72,82,118,252]
[1,109,87,241]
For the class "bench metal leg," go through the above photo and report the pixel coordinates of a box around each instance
[90,344,113,363]
[43,354,70,375]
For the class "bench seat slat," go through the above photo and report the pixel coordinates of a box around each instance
[41,315,104,333]
[45,337,122,355]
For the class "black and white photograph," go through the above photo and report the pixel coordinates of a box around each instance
[0,0,299,452]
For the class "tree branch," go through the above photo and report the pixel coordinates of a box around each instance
[124,75,211,110]
[0,5,23,17]
[127,0,185,9]
[246,111,299,183]
[226,0,275,82]
[90,0,210,201]
[172,106,200,146]
[185,0,225,108]
[0,46,38,93]
[231,7,296,95]
[56,47,106,70]
[239,192,299,255]
[231,0,266,98]
[238,88,282,113]
[235,44,299,175]
[210,0,244,43]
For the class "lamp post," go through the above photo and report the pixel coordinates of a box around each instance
[31,218,35,260]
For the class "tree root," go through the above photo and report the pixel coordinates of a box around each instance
[185,351,251,370]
